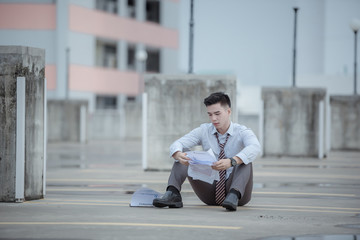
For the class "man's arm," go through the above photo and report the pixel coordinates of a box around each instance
[212,128,261,170]
[169,126,203,158]
[235,129,261,165]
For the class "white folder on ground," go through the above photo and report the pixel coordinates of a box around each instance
[130,187,162,207]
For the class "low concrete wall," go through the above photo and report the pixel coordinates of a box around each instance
[47,100,88,142]
[124,101,142,139]
[262,87,326,157]
[330,95,360,150]
[88,110,124,140]
[48,99,142,141]
[238,114,259,138]
[144,74,237,170]
[0,46,45,202]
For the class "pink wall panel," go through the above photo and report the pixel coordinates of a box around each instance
[45,64,56,90]
[69,5,178,49]
[69,65,140,95]
[0,3,56,29]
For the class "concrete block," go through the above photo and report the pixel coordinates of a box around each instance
[261,87,326,157]
[143,74,237,170]
[330,95,360,150]
[0,46,45,202]
[124,101,142,139]
[47,100,88,142]
[88,110,122,140]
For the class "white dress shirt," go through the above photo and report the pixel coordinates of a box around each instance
[169,122,261,178]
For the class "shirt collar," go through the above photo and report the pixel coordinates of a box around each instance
[211,122,234,136]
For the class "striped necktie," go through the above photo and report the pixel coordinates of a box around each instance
[215,132,230,205]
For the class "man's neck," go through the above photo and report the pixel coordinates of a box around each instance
[217,122,231,135]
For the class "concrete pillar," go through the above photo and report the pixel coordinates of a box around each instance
[0,46,45,202]
[330,95,360,150]
[261,87,326,158]
[143,74,237,170]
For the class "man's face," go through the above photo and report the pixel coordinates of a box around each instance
[206,103,231,132]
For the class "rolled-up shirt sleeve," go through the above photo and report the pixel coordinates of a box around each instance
[169,127,203,158]
[236,129,261,165]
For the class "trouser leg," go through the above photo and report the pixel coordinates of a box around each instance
[226,163,253,206]
[167,162,189,192]
[167,162,217,205]
[167,161,253,206]
[188,178,217,205]
[189,163,253,206]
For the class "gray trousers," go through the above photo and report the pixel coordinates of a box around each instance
[168,162,253,206]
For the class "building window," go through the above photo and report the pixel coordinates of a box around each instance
[127,44,136,70]
[146,0,160,24]
[96,95,117,110]
[96,0,118,14]
[96,39,117,68]
[127,0,136,18]
[127,96,136,102]
[146,48,160,73]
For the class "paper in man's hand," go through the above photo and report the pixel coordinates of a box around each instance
[186,149,220,184]
[186,149,216,165]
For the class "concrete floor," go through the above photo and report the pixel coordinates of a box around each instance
[1,140,360,240]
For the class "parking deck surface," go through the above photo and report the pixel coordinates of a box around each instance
[1,140,360,240]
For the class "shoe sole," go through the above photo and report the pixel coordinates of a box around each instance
[153,200,183,208]
[222,201,237,211]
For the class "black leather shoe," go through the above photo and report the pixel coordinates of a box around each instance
[153,191,183,208]
[221,192,239,211]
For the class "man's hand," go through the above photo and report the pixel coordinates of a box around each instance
[212,158,231,171]
[172,151,191,166]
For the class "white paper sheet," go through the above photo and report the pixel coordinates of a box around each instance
[186,149,219,184]
[129,187,163,207]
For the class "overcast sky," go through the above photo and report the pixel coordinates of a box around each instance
[177,0,360,89]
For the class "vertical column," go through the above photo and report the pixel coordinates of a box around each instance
[118,0,127,17]
[136,0,146,22]
[116,0,126,72]
[15,77,26,202]
[136,44,146,73]
[259,99,264,157]
[56,0,69,99]
[325,94,331,154]
[142,92,148,170]
[118,94,126,139]
[43,78,47,196]
[318,100,324,159]
[80,105,87,143]
[117,41,127,71]
[136,0,146,76]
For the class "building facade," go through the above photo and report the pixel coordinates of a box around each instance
[0,0,179,112]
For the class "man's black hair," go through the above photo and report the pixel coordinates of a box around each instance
[203,92,231,108]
